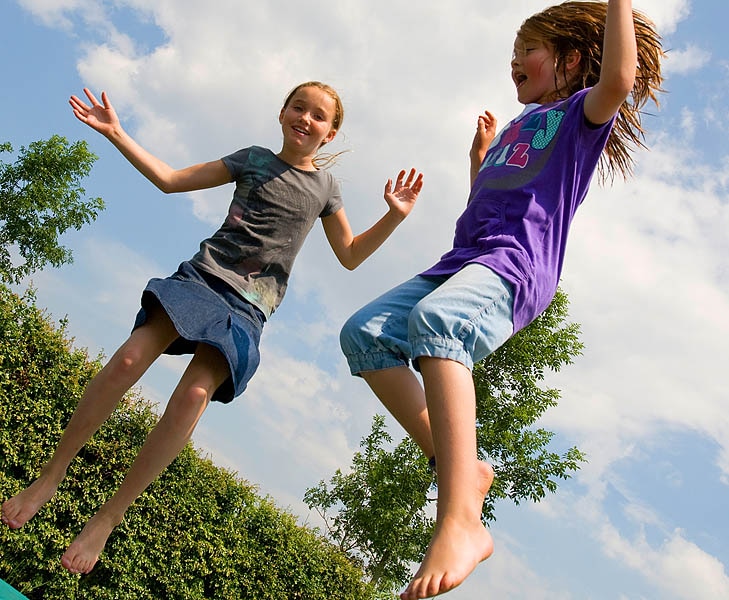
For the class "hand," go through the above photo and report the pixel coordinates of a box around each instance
[384,168,423,219]
[470,109,498,162]
[69,88,121,137]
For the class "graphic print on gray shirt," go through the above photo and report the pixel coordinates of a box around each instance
[190,146,343,317]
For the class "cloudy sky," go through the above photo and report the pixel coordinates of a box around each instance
[2,0,728,597]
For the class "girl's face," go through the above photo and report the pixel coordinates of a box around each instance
[511,36,560,105]
[278,86,338,156]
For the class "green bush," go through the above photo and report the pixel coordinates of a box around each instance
[0,284,374,599]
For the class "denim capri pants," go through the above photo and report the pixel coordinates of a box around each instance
[340,263,514,375]
[133,261,266,404]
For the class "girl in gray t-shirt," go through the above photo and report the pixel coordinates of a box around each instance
[1,81,422,576]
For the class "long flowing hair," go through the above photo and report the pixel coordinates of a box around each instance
[518,1,665,182]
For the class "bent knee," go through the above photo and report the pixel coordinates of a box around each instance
[407,300,444,339]
[180,383,211,407]
[340,312,370,352]
[107,343,148,381]
[167,384,212,419]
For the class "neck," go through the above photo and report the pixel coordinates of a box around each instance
[276,147,317,171]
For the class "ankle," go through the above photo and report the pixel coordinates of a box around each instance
[37,465,67,487]
[94,504,126,528]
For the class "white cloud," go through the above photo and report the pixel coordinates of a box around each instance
[679,107,696,138]
[664,44,712,76]
[540,122,729,472]
[477,534,574,599]
[634,0,691,35]
[599,525,729,600]
[18,0,100,29]
[8,0,729,598]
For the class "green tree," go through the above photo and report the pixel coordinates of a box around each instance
[305,289,586,596]
[305,416,432,598]
[0,136,104,284]
[0,284,374,599]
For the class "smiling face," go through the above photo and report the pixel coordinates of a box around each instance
[511,35,584,106]
[511,36,560,105]
[278,86,338,165]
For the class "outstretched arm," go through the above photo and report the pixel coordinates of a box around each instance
[469,110,497,187]
[69,88,231,193]
[321,168,423,271]
[583,0,637,125]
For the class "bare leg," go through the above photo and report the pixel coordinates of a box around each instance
[362,366,434,458]
[1,306,178,530]
[361,366,493,491]
[60,342,229,574]
[401,357,493,600]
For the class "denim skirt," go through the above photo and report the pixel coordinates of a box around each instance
[133,261,266,403]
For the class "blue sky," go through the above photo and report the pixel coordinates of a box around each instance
[2,0,728,598]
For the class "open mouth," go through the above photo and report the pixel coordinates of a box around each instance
[292,126,309,136]
[513,73,527,88]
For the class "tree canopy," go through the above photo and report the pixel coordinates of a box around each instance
[0,136,104,284]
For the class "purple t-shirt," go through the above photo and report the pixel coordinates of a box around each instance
[421,88,614,334]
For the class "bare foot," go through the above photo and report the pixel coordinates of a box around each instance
[1,474,63,529]
[400,459,495,599]
[61,512,119,574]
[401,517,493,599]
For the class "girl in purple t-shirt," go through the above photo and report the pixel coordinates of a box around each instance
[340,2,663,598]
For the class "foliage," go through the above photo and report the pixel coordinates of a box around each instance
[0,137,104,284]
[475,288,586,517]
[0,284,375,599]
[304,416,433,598]
[305,289,586,595]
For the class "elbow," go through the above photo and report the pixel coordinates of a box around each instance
[338,251,363,271]
[606,67,637,101]
[334,245,364,271]
[152,170,184,194]
[595,74,635,111]
[341,259,359,271]
[616,72,636,99]
[155,178,180,194]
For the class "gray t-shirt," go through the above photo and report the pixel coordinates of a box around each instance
[190,146,343,317]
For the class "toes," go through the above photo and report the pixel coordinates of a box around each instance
[62,554,95,575]
[402,574,444,600]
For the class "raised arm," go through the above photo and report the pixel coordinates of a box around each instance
[69,88,231,193]
[583,0,637,125]
[321,169,423,271]
[469,110,498,187]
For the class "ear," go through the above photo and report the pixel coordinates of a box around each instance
[278,107,285,124]
[564,49,582,73]
[321,128,337,146]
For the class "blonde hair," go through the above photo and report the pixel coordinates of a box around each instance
[518,1,665,182]
[282,81,346,169]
